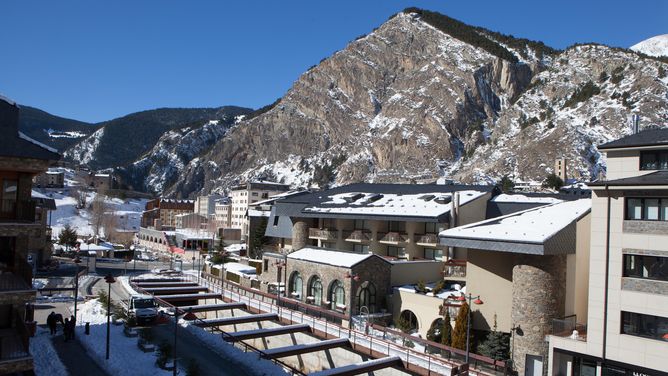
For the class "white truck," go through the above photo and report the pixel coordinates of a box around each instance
[128,294,158,324]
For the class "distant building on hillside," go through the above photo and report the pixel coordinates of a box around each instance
[33,169,64,188]
[555,157,568,181]
[89,173,113,192]
[230,181,291,239]
[140,198,194,228]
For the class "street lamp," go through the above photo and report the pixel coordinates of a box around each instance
[130,245,136,273]
[450,293,483,364]
[73,256,82,327]
[104,273,116,360]
[273,260,286,318]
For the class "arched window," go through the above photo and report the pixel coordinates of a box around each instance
[398,310,419,333]
[427,318,444,342]
[356,281,377,314]
[307,275,323,306]
[289,272,303,300]
[329,280,345,310]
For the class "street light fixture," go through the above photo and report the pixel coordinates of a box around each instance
[449,293,483,364]
[273,260,286,318]
[104,273,116,360]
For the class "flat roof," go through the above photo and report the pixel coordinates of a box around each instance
[287,247,383,268]
[440,199,591,255]
[598,127,668,150]
[589,171,668,187]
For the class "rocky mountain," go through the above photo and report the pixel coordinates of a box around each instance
[18,106,97,152]
[631,34,668,58]
[160,9,667,198]
[64,106,252,170]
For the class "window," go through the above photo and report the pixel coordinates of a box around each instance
[640,150,668,170]
[289,272,303,299]
[322,218,335,229]
[621,311,668,341]
[307,276,323,305]
[624,254,668,282]
[388,221,405,232]
[354,219,369,230]
[387,246,405,258]
[625,198,668,221]
[251,192,258,197]
[353,244,369,253]
[272,216,280,226]
[424,248,444,260]
[424,222,440,234]
[0,179,18,216]
[263,260,269,272]
[329,280,345,309]
[356,282,376,314]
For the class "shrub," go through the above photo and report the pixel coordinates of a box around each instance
[451,302,471,350]
[431,280,446,295]
[498,175,515,193]
[543,173,564,190]
[441,309,453,346]
[562,81,601,108]
[477,314,510,361]
[415,280,427,294]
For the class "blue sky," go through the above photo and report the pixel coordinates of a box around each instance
[1,1,666,123]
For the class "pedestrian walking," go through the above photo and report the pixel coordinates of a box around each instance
[47,312,57,335]
[63,318,70,342]
[68,315,76,340]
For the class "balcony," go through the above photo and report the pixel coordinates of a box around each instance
[344,230,372,243]
[0,261,33,293]
[443,259,466,279]
[378,232,409,245]
[308,228,338,241]
[551,316,587,342]
[415,233,439,246]
[0,200,36,223]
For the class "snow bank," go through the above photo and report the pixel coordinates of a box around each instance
[30,328,68,376]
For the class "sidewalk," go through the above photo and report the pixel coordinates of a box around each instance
[47,328,110,376]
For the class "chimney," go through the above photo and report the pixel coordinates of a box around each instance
[0,97,19,136]
[630,114,640,134]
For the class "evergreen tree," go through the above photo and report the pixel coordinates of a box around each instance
[441,309,453,346]
[498,175,515,193]
[451,301,471,350]
[477,314,510,361]
[58,224,79,249]
[249,217,269,259]
[543,173,564,190]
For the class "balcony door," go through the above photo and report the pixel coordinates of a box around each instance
[0,237,15,271]
[0,178,18,220]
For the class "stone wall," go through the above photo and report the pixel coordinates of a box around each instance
[511,254,566,376]
[291,219,311,251]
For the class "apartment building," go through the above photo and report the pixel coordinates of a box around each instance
[549,128,668,376]
[140,198,194,228]
[230,181,290,238]
[214,198,232,229]
[194,194,222,216]
[0,96,60,374]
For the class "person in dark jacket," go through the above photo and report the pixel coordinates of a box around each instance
[67,315,76,340]
[47,312,57,335]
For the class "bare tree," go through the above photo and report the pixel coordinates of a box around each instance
[90,195,108,237]
[101,213,119,242]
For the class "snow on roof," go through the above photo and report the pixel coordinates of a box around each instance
[287,247,374,268]
[440,199,591,244]
[94,174,110,178]
[491,194,562,204]
[31,190,49,199]
[0,94,16,106]
[18,132,59,153]
[248,209,270,217]
[224,243,246,253]
[46,170,63,175]
[303,190,485,218]
[78,243,113,251]
[213,262,256,275]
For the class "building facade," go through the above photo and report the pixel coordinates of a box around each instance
[549,128,668,376]
[140,198,194,229]
[0,96,60,374]
[195,195,222,217]
[230,181,290,238]
[33,170,64,188]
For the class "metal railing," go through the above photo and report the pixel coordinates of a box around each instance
[0,200,36,222]
[192,272,504,376]
[308,228,338,241]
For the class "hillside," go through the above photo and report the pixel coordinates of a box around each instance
[64,106,252,170]
[630,34,668,58]
[18,106,96,151]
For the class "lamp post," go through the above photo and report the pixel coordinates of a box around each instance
[104,273,116,360]
[192,256,196,271]
[273,260,286,318]
[452,293,483,364]
[199,254,206,285]
[73,256,82,328]
[130,245,136,274]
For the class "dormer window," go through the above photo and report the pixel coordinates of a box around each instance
[640,150,668,170]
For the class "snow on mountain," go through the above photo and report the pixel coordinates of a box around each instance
[630,34,668,57]
[64,127,104,165]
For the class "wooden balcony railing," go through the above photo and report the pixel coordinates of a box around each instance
[308,228,338,241]
[443,259,467,278]
[0,200,36,223]
[344,230,372,242]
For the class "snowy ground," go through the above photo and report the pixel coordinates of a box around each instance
[30,328,69,376]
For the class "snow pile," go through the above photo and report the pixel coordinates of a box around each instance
[178,319,287,375]
[630,34,668,58]
[75,299,173,376]
[491,194,562,204]
[30,328,69,376]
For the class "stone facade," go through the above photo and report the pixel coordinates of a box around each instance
[291,219,311,251]
[622,219,668,235]
[512,254,566,376]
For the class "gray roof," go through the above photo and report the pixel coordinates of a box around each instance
[598,127,668,150]
[0,99,60,161]
[589,171,668,187]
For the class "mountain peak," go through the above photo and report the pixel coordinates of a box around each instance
[630,34,668,57]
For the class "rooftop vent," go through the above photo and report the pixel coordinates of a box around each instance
[434,195,452,204]
[366,193,384,203]
[419,194,435,201]
[343,193,365,203]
